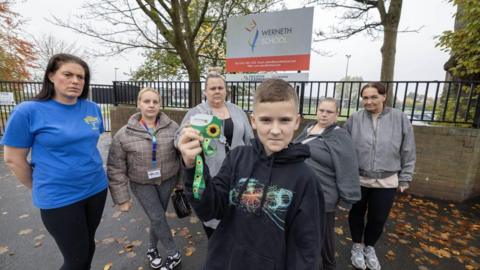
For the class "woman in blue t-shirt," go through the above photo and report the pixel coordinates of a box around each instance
[2,54,108,270]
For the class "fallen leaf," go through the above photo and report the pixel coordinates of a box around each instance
[18,214,29,219]
[34,234,45,241]
[127,251,136,258]
[0,246,9,255]
[124,244,134,252]
[171,229,177,237]
[189,217,199,224]
[34,242,42,248]
[138,267,144,270]
[131,240,142,247]
[102,238,115,245]
[112,211,122,218]
[103,262,113,270]
[179,227,190,237]
[334,227,344,235]
[115,237,127,244]
[118,250,125,255]
[184,246,196,256]
[18,229,33,236]
[166,212,176,218]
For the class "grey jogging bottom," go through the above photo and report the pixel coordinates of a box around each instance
[130,176,177,256]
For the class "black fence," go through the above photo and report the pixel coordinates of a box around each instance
[1,80,479,135]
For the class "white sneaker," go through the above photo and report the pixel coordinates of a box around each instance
[146,248,162,269]
[364,246,381,270]
[351,243,367,270]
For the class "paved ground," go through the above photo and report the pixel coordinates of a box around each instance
[0,133,479,270]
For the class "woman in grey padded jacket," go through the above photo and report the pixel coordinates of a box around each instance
[345,82,416,270]
[107,88,182,270]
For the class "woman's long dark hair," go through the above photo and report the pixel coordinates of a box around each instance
[34,54,91,100]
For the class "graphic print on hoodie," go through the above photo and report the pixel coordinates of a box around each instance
[229,177,293,230]
[183,138,325,270]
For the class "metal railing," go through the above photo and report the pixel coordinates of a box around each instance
[1,80,479,135]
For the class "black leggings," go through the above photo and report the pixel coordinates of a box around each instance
[348,187,396,247]
[40,189,107,270]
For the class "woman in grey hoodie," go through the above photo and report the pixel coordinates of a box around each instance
[295,97,361,270]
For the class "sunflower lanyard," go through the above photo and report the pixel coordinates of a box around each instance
[190,114,222,200]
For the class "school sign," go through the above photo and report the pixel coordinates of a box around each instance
[226,7,314,72]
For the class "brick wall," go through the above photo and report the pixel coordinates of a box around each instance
[110,105,480,202]
[410,126,480,202]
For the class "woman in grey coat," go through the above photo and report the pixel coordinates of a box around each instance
[107,88,182,270]
[295,97,361,270]
[174,71,254,238]
[345,82,416,270]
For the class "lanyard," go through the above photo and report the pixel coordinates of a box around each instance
[140,118,158,168]
[192,138,216,200]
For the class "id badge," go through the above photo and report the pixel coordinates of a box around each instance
[147,168,161,179]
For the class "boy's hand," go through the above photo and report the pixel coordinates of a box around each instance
[178,127,203,168]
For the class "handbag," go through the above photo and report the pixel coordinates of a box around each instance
[171,189,192,218]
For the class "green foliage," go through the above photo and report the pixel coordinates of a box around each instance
[131,50,186,81]
[437,0,480,78]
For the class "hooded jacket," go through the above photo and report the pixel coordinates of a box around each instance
[295,123,361,212]
[183,138,324,270]
[107,112,180,204]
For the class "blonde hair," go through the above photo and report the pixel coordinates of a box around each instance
[137,87,160,103]
[205,67,226,89]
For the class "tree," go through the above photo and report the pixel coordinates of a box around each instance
[437,0,480,80]
[30,34,90,80]
[0,1,35,80]
[53,0,279,105]
[307,0,409,105]
[334,75,363,113]
[437,0,480,127]
[131,49,186,80]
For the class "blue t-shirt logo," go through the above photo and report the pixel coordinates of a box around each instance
[84,116,99,130]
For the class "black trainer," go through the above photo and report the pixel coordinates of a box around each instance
[159,251,181,270]
[146,248,162,269]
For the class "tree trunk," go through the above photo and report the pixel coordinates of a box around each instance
[380,26,397,106]
[186,66,202,106]
[380,0,402,106]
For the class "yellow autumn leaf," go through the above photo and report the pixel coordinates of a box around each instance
[185,246,196,256]
[103,262,113,270]
[334,227,344,235]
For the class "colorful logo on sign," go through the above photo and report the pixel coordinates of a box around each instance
[245,19,259,52]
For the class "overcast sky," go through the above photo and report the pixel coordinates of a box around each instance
[13,0,455,84]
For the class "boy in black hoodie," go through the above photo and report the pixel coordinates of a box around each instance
[178,78,324,270]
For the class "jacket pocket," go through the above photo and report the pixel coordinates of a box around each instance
[228,246,276,270]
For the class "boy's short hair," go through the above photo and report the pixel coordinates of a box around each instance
[253,79,299,110]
